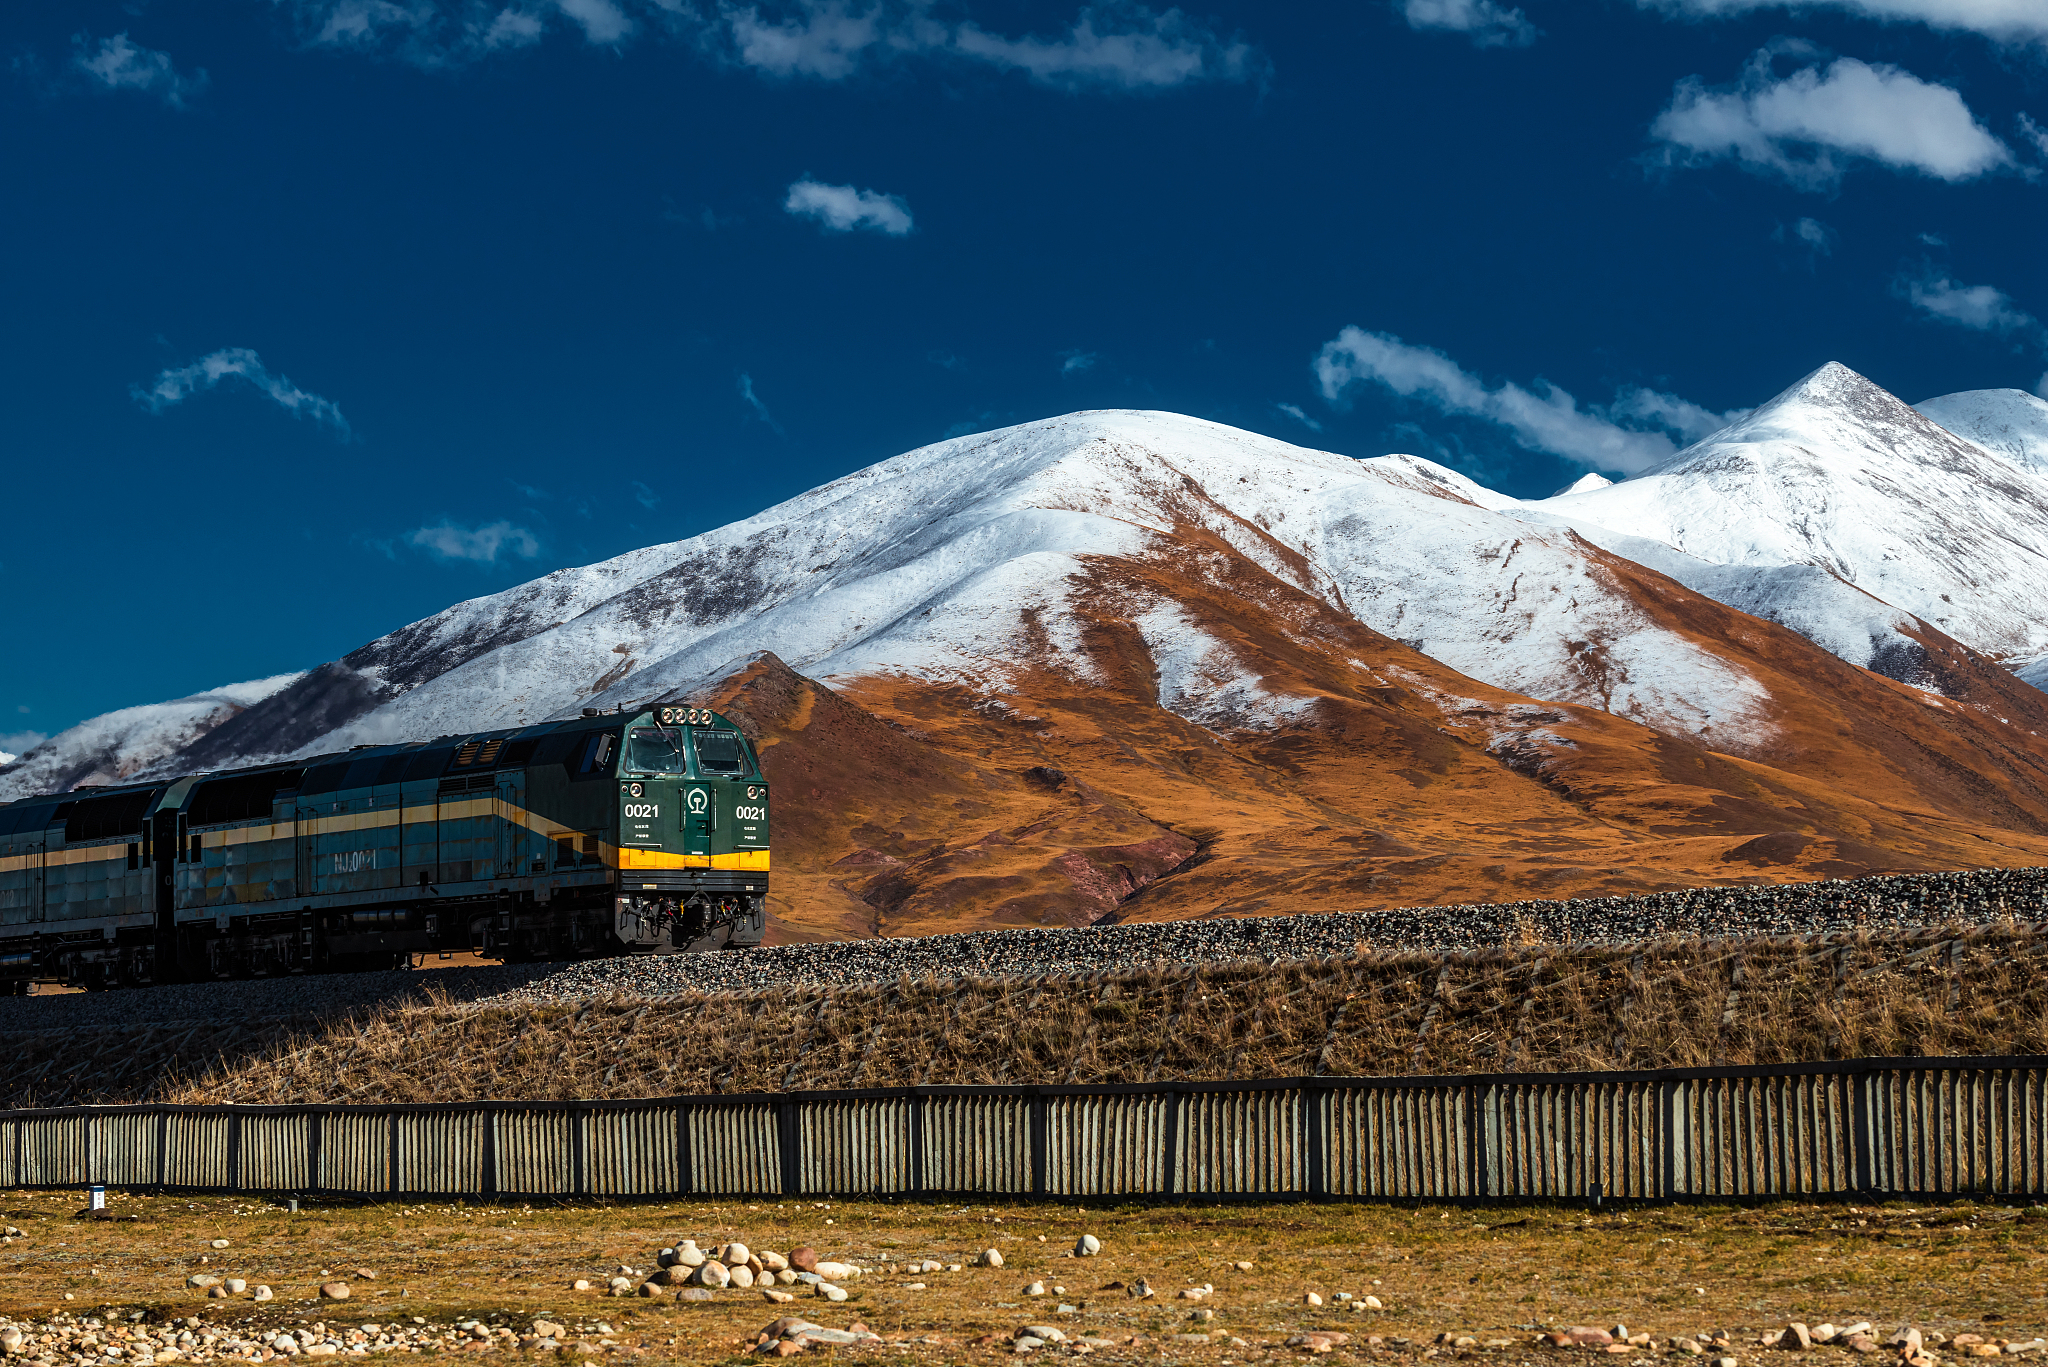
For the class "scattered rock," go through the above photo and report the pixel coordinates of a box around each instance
[354,1268,377,1281]
[1304,1292,1323,1307]
[186,1274,221,1288]
[818,1283,848,1302]
[814,1261,860,1280]
[759,1250,789,1272]
[1024,1282,1047,1297]
[974,1248,1005,1269]
[570,1279,594,1292]
[694,1262,731,1289]
[319,1282,350,1300]
[206,1286,227,1299]
[677,1289,715,1303]
[729,1266,757,1290]
[1232,1261,1254,1272]
[789,1247,819,1272]
[223,1278,247,1294]
[252,1286,273,1302]
[1847,1336,1880,1355]
[1127,1279,1154,1300]
[1019,1326,1069,1344]
[725,1243,753,1267]
[1075,1235,1101,1257]
[1364,1295,1383,1310]
[1775,1324,1813,1351]
[209,1239,230,1249]
[762,1289,794,1305]
[534,1322,565,1339]
[1548,1328,1615,1347]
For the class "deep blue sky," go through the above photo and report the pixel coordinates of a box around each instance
[4,0,2045,745]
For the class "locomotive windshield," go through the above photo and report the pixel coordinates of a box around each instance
[692,730,750,775]
[624,728,688,773]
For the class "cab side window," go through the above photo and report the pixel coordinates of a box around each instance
[574,732,617,778]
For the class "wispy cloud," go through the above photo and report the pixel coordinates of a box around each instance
[1275,402,1322,432]
[1396,0,1536,47]
[951,7,1261,90]
[1897,268,2042,337]
[1313,327,1743,474]
[270,0,1265,89]
[406,520,540,563]
[133,348,351,438]
[738,372,785,433]
[1649,44,2012,190]
[1635,0,2048,48]
[2021,113,2048,158]
[1059,350,1098,375]
[630,480,661,510]
[783,179,914,235]
[0,730,48,760]
[72,32,208,108]
[1777,215,1836,252]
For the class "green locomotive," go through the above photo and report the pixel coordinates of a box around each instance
[0,705,768,989]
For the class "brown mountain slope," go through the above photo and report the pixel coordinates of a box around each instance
[698,517,2048,942]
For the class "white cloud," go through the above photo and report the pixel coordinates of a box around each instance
[738,372,784,433]
[133,348,352,437]
[73,33,209,108]
[273,0,1263,89]
[784,178,913,234]
[2021,113,2048,158]
[1781,215,1836,252]
[1313,327,1744,474]
[952,7,1259,90]
[1396,0,1536,47]
[0,731,48,761]
[726,2,887,78]
[406,520,540,562]
[1897,270,2042,336]
[556,0,634,43]
[631,479,660,509]
[1275,401,1322,432]
[1635,0,2048,47]
[1059,350,1098,375]
[1650,45,2012,189]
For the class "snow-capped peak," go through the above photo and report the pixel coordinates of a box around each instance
[1519,361,2048,668]
[1549,472,1614,497]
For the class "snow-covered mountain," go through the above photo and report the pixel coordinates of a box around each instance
[1917,388,2048,476]
[0,675,300,799]
[1522,363,2048,682]
[74,411,1813,781]
[5,360,2048,810]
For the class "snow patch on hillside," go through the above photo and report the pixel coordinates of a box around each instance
[1915,388,2048,476]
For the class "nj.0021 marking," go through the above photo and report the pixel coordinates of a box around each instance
[622,803,661,819]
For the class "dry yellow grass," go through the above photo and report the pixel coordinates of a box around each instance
[4,1191,2048,1364]
[103,921,2048,1108]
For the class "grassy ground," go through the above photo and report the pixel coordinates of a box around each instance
[3,1191,2046,1364]
[161,922,2048,1106]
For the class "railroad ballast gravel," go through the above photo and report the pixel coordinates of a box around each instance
[1,865,2041,1033]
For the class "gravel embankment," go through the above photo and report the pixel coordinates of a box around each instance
[2,866,2040,1032]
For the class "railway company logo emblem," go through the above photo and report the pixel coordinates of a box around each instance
[686,789,709,814]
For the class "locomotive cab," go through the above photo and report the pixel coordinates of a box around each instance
[610,705,769,952]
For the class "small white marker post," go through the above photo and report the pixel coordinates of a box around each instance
[88,1185,105,1211]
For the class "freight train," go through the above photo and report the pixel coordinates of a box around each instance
[0,705,768,990]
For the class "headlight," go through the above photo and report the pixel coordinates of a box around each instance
[628,782,644,798]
